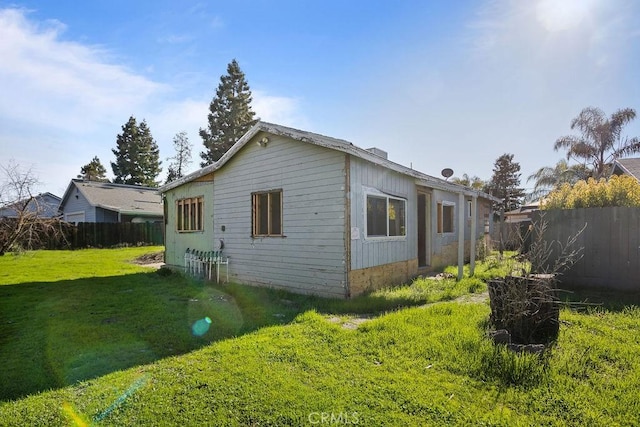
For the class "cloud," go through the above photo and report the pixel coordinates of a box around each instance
[251,90,308,128]
[0,7,165,133]
[349,0,640,187]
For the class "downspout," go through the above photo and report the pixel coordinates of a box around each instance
[470,195,477,276]
[457,192,465,281]
[344,154,351,298]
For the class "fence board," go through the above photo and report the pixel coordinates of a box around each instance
[535,208,640,291]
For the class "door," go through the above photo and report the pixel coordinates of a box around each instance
[417,192,431,267]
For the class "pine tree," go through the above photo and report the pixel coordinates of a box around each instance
[486,153,525,213]
[199,59,258,167]
[111,116,162,187]
[78,156,109,182]
[165,131,192,184]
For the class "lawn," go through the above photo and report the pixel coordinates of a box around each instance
[1,248,639,425]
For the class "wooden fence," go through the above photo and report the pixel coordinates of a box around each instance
[21,221,164,250]
[69,222,164,248]
[535,208,640,291]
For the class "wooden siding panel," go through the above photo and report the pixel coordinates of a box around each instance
[349,157,417,270]
[163,181,215,270]
[213,134,347,298]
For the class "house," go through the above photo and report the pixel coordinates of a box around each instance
[59,180,163,224]
[504,200,542,224]
[611,158,640,182]
[0,192,61,219]
[159,122,498,298]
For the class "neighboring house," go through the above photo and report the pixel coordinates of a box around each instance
[0,192,61,218]
[160,122,498,298]
[59,180,163,224]
[504,200,542,224]
[611,158,640,182]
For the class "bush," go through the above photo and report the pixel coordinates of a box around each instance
[543,175,640,209]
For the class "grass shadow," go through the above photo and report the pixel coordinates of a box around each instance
[0,270,298,401]
[558,286,640,312]
[0,257,501,402]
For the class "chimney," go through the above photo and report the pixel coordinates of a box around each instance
[366,147,388,159]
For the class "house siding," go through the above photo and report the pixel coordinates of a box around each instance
[164,133,348,298]
[214,134,347,298]
[96,207,119,222]
[163,180,215,271]
[430,190,491,269]
[62,192,96,222]
[349,156,417,270]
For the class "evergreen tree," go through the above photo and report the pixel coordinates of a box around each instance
[165,131,192,184]
[111,116,162,187]
[77,156,109,182]
[199,59,258,167]
[485,153,525,213]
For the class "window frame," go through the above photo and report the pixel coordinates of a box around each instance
[176,196,204,232]
[437,201,455,234]
[252,189,283,237]
[364,192,407,239]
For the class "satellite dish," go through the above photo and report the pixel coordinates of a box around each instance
[441,168,454,180]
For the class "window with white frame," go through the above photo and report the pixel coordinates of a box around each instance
[366,194,406,238]
[437,202,454,233]
[177,196,204,232]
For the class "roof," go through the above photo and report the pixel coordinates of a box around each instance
[0,192,61,218]
[60,180,163,217]
[160,121,500,202]
[612,158,640,181]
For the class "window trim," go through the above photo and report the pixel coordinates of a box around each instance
[252,189,283,237]
[364,191,407,240]
[437,201,455,234]
[176,196,204,232]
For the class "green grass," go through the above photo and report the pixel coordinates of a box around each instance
[0,248,505,402]
[2,302,640,425]
[1,249,639,425]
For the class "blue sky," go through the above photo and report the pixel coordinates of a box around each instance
[1,0,639,196]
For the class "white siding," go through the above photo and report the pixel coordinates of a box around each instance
[349,157,417,270]
[213,133,347,298]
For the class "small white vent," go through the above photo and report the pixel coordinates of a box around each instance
[366,147,388,159]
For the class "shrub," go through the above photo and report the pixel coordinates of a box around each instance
[543,175,640,209]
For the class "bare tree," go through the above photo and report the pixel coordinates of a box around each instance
[0,161,66,255]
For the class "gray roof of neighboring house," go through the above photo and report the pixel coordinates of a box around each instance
[160,121,500,202]
[612,158,640,181]
[60,180,163,216]
[0,192,61,218]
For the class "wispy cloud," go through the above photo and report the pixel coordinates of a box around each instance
[251,90,308,128]
[0,8,165,133]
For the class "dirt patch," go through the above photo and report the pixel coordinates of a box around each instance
[132,251,164,265]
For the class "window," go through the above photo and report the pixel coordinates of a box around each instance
[437,202,454,233]
[177,196,204,231]
[252,190,282,236]
[366,194,406,238]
